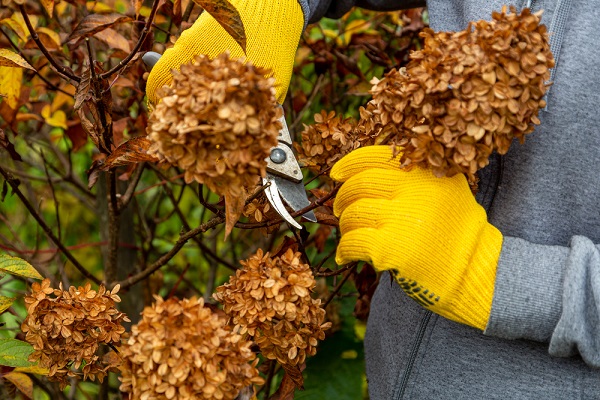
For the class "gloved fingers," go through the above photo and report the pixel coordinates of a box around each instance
[333,168,406,217]
[330,146,402,183]
[337,198,395,234]
[335,227,380,266]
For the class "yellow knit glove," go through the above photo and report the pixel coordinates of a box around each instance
[331,146,503,330]
[146,0,304,105]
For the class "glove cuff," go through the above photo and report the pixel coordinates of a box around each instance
[448,223,503,330]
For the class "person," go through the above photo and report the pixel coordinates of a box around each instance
[146,1,600,398]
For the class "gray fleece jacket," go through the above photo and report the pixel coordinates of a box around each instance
[298,0,600,399]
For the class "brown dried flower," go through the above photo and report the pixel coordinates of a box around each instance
[119,296,262,400]
[21,279,129,389]
[214,249,331,367]
[147,52,281,234]
[357,7,554,185]
[295,110,361,172]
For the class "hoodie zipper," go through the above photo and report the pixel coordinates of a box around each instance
[394,311,432,400]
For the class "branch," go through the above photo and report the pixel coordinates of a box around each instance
[0,165,100,284]
[99,0,162,79]
[0,28,73,95]
[18,5,80,83]
[114,215,224,289]
[117,163,146,211]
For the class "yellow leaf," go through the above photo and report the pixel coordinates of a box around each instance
[37,27,61,48]
[0,296,15,314]
[86,1,113,13]
[42,105,67,129]
[51,86,76,111]
[0,49,35,70]
[0,254,43,280]
[0,66,23,109]
[337,19,371,47]
[40,0,55,16]
[0,13,37,43]
[322,29,338,39]
[14,365,50,375]
[4,371,33,399]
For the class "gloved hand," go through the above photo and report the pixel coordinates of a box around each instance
[331,146,503,330]
[146,0,304,106]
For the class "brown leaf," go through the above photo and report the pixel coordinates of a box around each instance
[133,0,144,17]
[0,128,22,161]
[94,28,131,53]
[4,371,33,399]
[269,364,306,400]
[192,0,247,53]
[224,192,245,239]
[67,13,134,47]
[87,159,103,190]
[65,120,88,151]
[314,211,338,227]
[77,108,101,149]
[74,67,92,111]
[101,137,158,170]
[172,0,182,27]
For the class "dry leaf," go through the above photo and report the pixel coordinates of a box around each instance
[101,137,158,170]
[192,0,247,53]
[3,371,33,399]
[40,0,54,16]
[67,13,134,46]
[0,48,35,70]
[93,28,131,53]
[0,128,22,161]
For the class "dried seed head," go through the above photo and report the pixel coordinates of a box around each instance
[147,52,281,230]
[295,110,361,172]
[358,7,554,187]
[119,296,263,400]
[214,249,332,367]
[21,279,129,389]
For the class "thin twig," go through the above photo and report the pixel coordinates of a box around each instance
[118,163,146,211]
[0,28,73,95]
[18,5,80,83]
[323,264,356,308]
[289,74,325,133]
[0,165,100,284]
[100,0,162,79]
[114,215,225,289]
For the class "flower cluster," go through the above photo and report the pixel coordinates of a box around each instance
[21,279,129,388]
[147,52,281,231]
[214,249,331,366]
[356,7,554,185]
[119,296,263,400]
[295,110,361,172]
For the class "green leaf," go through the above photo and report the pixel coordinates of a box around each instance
[0,296,15,314]
[0,254,43,280]
[0,339,34,367]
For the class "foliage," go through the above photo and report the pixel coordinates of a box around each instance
[0,0,428,398]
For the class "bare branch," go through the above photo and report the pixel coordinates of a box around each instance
[100,0,162,79]
[18,5,80,83]
[0,165,100,284]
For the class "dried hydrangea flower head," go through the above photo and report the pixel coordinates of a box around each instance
[147,52,281,234]
[21,279,129,389]
[214,249,331,366]
[358,6,554,185]
[119,296,262,400]
[295,110,361,172]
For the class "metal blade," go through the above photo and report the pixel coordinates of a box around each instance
[142,51,162,70]
[270,175,317,223]
[263,177,302,229]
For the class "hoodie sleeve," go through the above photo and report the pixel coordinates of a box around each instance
[484,235,600,366]
[297,0,425,24]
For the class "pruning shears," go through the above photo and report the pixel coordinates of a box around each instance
[143,52,316,229]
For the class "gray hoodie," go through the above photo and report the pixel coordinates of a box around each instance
[298,0,600,398]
